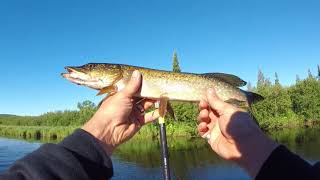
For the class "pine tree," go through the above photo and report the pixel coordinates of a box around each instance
[275,72,280,85]
[257,69,265,88]
[172,50,181,72]
[317,65,320,80]
[308,69,313,78]
[247,81,253,91]
[296,74,300,83]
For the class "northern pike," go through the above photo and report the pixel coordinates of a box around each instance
[61,63,263,116]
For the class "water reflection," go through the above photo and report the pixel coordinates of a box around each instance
[0,138,41,173]
[114,137,241,179]
[113,127,320,179]
[269,128,320,162]
[1,128,320,179]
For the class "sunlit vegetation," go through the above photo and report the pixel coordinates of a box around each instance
[251,66,320,131]
[0,125,77,140]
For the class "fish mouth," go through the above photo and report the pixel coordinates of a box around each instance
[61,66,104,90]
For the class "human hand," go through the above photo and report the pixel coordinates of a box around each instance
[82,70,159,156]
[198,88,278,178]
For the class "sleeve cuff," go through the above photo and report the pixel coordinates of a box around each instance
[59,129,113,178]
[256,145,312,180]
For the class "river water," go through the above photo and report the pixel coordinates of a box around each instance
[0,128,320,179]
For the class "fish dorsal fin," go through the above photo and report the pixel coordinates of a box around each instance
[202,73,247,87]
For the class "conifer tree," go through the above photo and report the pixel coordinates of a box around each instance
[172,50,181,72]
[275,72,280,85]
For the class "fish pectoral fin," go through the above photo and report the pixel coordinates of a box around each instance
[158,96,176,120]
[96,86,117,96]
[202,73,247,87]
[225,99,248,110]
[159,95,169,117]
[167,102,176,121]
[97,86,118,107]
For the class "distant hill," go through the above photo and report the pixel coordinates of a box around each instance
[0,114,18,117]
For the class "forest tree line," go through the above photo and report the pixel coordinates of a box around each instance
[251,66,320,130]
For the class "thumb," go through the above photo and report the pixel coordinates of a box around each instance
[207,88,229,114]
[122,70,142,97]
[209,121,222,145]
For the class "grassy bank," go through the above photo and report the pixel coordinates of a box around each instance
[0,121,198,141]
[258,115,320,132]
[0,125,77,140]
[135,121,198,139]
[1,118,318,143]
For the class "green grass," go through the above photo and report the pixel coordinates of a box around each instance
[133,121,198,140]
[0,117,319,142]
[0,121,198,141]
[268,127,320,149]
[258,112,304,131]
[0,125,77,141]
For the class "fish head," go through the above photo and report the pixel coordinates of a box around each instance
[61,63,123,90]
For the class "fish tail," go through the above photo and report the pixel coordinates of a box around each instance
[246,92,263,127]
[249,110,260,126]
[244,91,264,105]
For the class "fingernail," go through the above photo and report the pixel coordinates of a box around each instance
[206,133,211,140]
[132,70,139,79]
[208,88,214,94]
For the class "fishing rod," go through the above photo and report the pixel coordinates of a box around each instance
[156,99,171,180]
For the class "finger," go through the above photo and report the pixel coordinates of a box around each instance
[136,104,145,113]
[198,124,209,137]
[143,109,160,124]
[142,99,157,110]
[132,108,145,123]
[209,110,219,121]
[198,122,209,132]
[122,70,142,97]
[199,99,209,111]
[197,109,210,123]
[202,132,211,141]
[124,122,140,139]
[209,122,221,144]
[207,88,230,114]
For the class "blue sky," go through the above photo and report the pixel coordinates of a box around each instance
[1,0,320,115]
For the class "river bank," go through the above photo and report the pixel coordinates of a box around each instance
[0,125,76,141]
[0,119,319,142]
[0,122,197,141]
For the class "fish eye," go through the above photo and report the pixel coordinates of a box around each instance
[86,64,94,69]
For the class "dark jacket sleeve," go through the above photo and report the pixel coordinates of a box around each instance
[0,129,113,180]
[256,145,320,180]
